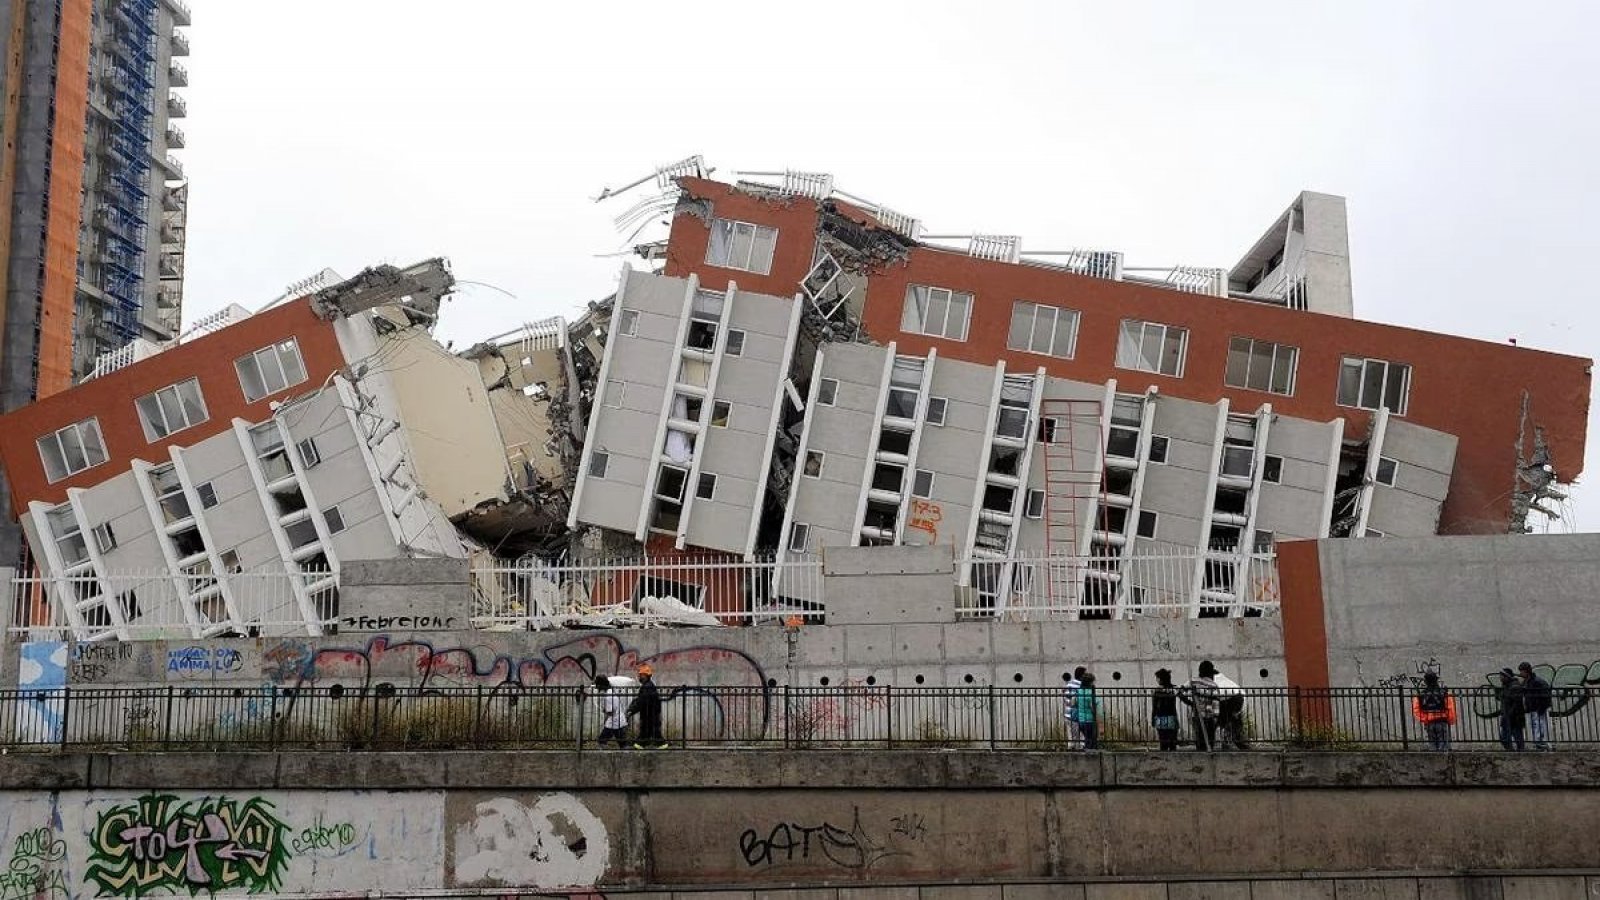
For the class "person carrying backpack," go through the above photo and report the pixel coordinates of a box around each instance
[1061,666,1086,750]
[1410,671,1456,751]
[1075,672,1100,751]
[1151,669,1180,751]
[1179,661,1222,751]
[1518,662,1553,751]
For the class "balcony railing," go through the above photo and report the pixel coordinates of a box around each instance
[163,0,192,27]
[167,92,187,118]
[165,124,184,148]
[171,30,190,56]
[168,62,188,87]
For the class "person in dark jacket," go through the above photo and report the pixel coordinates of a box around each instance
[1518,662,1553,751]
[1178,661,1221,751]
[1074,672,1100,750]
[628,664,667,749]
[1151,668,1180,751]
[1496,667,1526,751]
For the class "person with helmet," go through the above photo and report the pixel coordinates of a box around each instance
[628,664,667,749]
[1411,671,1457,751]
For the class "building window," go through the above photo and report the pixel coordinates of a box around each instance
[196,482,219,508]
[901,284,972,342]
[696,473,717,500]
[1262,455,1283,484]
[37,418,108,483]
[1376,457,1398,486]
[1037,417,1060,444]
[250,423,294,482]
[926,397,948,426]
[655,466,688,502]
[1007,301,1079,359]
[725,330,746,357]
[1219,415,1257,479]
[603,380,626,408]
[219,549,243,573]
[617,309,639,336]
[588,451,609,479]
[45,505,88,567]
[912,469,934,499]
[817,379,838,406]
[1225,337,1298,396]
[1024,489,1045,520]
[323,506,346,534]
[92,521,118,554]
[803,450,824,478]
[235,339,308,402]
[150,465,192,524]
[706,218,778,275]
[1338,356,1412,415]
[284,517,319,550]
[135,377,209,441]
[1105,395,1144,460]
[1137,510,1158,540]
[788,521,811,553]
[1253,530,1276,553]
[297,438,321,469]
[1148,435,1170,464]
[711,400,731,428]
[1115,320,1188,377]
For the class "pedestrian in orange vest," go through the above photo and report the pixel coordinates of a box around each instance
[1411,671,1457,751]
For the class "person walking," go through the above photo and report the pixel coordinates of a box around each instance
[1075,672,1100,750]
[1410,671,1456,751]
[593,675,629,749]
[1495,667,1526,751]
[1151,669,1181,751]
[1214,669,1250,750]
[1062,666,1087,750]
[628,664,667,749]
[1180,661,1222,751]
[1518,662,1553,751]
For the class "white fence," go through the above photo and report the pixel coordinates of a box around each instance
[6,566,337,641]
[471,552,826,629]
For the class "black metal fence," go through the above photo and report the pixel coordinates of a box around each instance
[0,684,1592,751]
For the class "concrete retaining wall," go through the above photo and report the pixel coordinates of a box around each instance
[1,751,1595,897]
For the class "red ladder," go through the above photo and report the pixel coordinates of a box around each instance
[1038,399,1106,607]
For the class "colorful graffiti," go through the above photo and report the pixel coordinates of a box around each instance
[265,634,772,738]
[16,641,67,744]
[1468,660,1600,719]
[86,794,291,897]
[0,827,68,900]
[906,500,943,542]
[453,795,609,889]
[166,647,244,678]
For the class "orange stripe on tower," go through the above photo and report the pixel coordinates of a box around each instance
[36,0,94,399]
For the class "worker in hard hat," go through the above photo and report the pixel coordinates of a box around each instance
[627,663,667,749]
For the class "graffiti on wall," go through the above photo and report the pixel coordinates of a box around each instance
[906,500,943,542]
[738,806,909,871]
[16,641,67,744]
[86,794,291,897]
[265,634,772,738]
[166,647,244,678]
[453,794,609,889]
[1468,659,1600,719]
[0,827,68,900]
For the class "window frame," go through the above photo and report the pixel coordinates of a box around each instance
[711,400,732,428]
[297,438,321,469]
[788,522,812,553]
[588,451,610,479]
[816,378,839,407]
[1262,454,1284,484]
[724,329,747,357]
[696,472,718,500]
[1114,319,1189,377]
[925,396,948,426]
[92,521,118,554]
[1007,301,1080,359]
[197,482,219,508]
[1375,456,1399,487]
[617,309,640,336]
[603,380,626,409]
[135,377,210,442]
[803,450,825,479]
[911,469,935,499]
[234,338,308,403]
[705,218,779,275]
[323,506,346,534]
[900,284,973,342]
[36,417,109,483]
[1337,356,1413,416]
[1148,435,1170,465]
[1023,489,1046,520]
[1225,336,1299,397]
[1137,510,1158,540]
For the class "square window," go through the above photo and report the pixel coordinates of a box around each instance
[1137,510,1158,539]
[92,522,117,554]
[1375,457,1398,486]
[711,400,731,428]
[900,284,973,342]
[235,338,307,403]
[1337,356,1411,415]
[323,506,346,534]
[197,482,219,508]
[1262,455,1284,484]
[926,397,948,426]
[588,451,610,479]
[725,330,746,357]
[603,380,626,409]
[1115,319,1188,377]
[803,450,824,478]
[817,378,839,407]
[696,472,717,500]
[656,465,688,502]
[1007,301,1079,359]
[37,418,108,483]
[1024,489,1045,520]
[706,218,778,274]
[136,377,209,441]
[297,438,321,468]
[1225,337,1298,396]
[912,469,934,498]
[617,309,639,336]
[788,522,811,553]
[1253,530,1276,553]
[220,550,242,573]
[1148,435,1170,464]
[1037,417,1059,444]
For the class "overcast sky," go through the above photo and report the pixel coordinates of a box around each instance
[179,1,1599,531]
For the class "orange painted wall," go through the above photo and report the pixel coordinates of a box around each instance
[35,0,94,399]
[0,0,28,349]
[663,180,1592,535]
[0,299,346,517]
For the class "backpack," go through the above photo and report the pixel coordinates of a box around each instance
[1418,687,1447,713]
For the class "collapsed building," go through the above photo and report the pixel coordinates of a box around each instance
[0,159,1590,637]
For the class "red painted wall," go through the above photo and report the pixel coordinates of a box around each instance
[665,179,1592,535]
[0,299,346,517]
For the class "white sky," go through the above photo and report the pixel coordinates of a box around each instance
[179,1,1600,530]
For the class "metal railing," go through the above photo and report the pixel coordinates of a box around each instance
[7,566,337,641]
[1,685,1590,751]
[471,553,825,629]
[957,548,1280,620]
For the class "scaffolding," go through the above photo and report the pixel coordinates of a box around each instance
[1038,398,1105,608]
